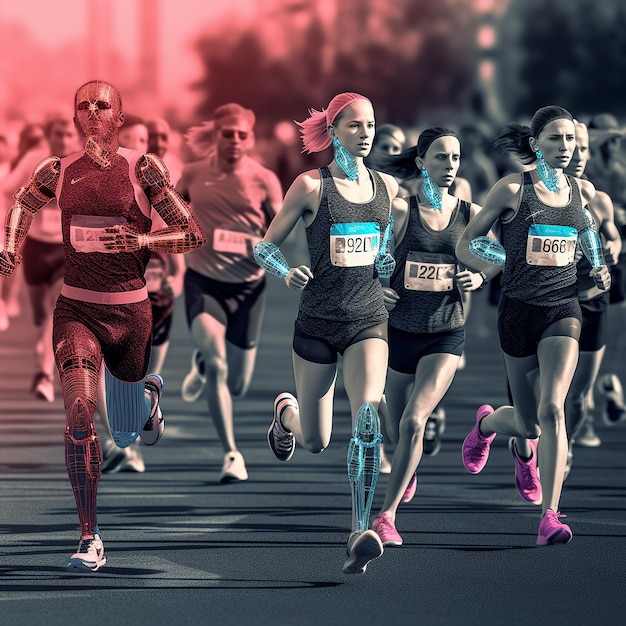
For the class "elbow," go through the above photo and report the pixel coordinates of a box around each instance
[190,231,206,250]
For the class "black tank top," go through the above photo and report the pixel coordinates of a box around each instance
[390,196,470,334]
[298,166,390,323]
[500,172,587,306]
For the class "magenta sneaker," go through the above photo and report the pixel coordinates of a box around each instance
[372,512,403,546]
[537,509,572,546]
[508,438,542,504]
[402,473,417,503]
[462,404,496,473]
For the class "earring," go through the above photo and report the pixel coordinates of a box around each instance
[332,138,358,181]
[420,168,442,209]
[534,150,560,191]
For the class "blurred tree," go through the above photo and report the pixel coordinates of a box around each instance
[192,0,481,131]
[498,0,626,118]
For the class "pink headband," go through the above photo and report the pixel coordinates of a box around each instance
[296,92,372,153]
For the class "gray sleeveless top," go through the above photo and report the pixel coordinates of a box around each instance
[500,171,587,305]
[298,166,390,324]
[389,196,470,334]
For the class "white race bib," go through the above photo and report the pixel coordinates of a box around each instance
[404,251,456,291]
[70,215,126,254]
[213,228,260,256]
[329,222,380,267]
[526,224,577,266]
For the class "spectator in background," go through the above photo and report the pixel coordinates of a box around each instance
[147,117,184,185]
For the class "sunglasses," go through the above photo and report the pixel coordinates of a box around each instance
[220,129,249,140]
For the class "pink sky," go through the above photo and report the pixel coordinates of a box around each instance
[0,0,259,116]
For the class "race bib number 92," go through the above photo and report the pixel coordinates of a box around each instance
[330,222,380,267]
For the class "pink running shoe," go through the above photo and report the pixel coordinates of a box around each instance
[537,509,572,546]
[462,404,496,474]
[372,512,403,546]
[402,473,417,503]
[508,438,542,504]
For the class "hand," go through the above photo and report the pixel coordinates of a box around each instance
[285,265,313,291]
[574,244,584,263]
[590,265,611,291]
[101,224,142,252]
[382,287,400,311]
[603,240,621,267]
[455,269,484,292]
[375,253,396,279]
[0,250,21,277]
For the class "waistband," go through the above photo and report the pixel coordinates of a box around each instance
[61,283,148,305]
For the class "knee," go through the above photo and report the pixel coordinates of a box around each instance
[228,376,250,398]
[203,354,228,383]
[398,413,427,441]
[65,396,96,437]
[301,437,328,454]
[524,425,542,439]
[537,402,563,429]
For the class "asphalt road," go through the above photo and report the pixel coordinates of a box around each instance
[1,270,626,626]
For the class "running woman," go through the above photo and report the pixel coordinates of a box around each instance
[254,92,399,574]
[455,105,611,546]
[370,127,486,546]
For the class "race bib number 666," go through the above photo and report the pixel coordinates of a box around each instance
[330,222,380,267]
[526,224,577,266]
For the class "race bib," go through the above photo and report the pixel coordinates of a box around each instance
[213,228,260,256]
[526,224,577,266]
[329,222,380,267]
[70,215,126,253]
[404,251,456,291]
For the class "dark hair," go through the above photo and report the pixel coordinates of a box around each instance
[495,105,573,165]
[43,113,73,138]
[417,127,458,158]
[377,126,459,180]
[120,113,146,129]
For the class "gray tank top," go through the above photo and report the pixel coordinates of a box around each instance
[389,196,470,334]
[500,171,587,305]
[298,166,390,323]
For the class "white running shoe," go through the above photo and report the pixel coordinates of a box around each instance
[219,451,249,482]
[342,530,384,574]
[268,393,297,462]
[67,533,106,572]
[181,349,207,403]
[101,441,145,474]
[141,374,164,445]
